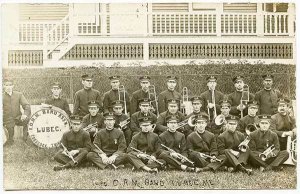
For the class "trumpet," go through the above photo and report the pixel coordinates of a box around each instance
[238,136,250,152]
[149,85,159,116]
[117,118,130,130]
[61,143,78,165]
[214,114,226,126]
[181,87,193,116]
[118,85,127,115]
[83,122,98,132]
[284,136,297,165]
[259,145,275,161]
[240,84,249,118]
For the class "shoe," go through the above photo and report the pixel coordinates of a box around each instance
[149,168,158,174]
[227,167,235,173]
[265,166,272,171]
[218,166,228,171]
[185,167,195,172]
[53,165,66,171]
[259,166,265,172]
[245,168,253,176]
[272,166,284,171]
[116,164,125,169]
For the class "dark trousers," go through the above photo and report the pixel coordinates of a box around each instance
[87,152,128,170]
[54,148,88,167]
[249,150,289,168]
[6,119,29,142]
[189,152,227,171]
[224,149,250,168]
[127,153,166,170]
[279,137,288,150]
[158,151,193,170]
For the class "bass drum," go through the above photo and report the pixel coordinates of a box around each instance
[3,126,9,145]
[28,106,70,148]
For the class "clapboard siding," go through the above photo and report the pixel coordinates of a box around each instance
[20,4,69,21]
[152,3,188,12]
[223,3,257,13]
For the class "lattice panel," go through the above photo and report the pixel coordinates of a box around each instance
[8,50,43,66]
[149,43,293,59]
[62,44,143,60]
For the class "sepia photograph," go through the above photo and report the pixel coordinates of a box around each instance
[1,0,297,191]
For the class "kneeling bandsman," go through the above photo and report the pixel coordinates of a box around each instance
[53,115,91,171]
[186,114,226,173]
[127,117,166,173]
[87,112,128,170]
[217,116,253,175]
[249,115,289,172]
[158,115,195,172]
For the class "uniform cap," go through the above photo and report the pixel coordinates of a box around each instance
[138,117,152,124]
[166,75,178,81]
[167,99,180,105]
[277,98,290,105]
[52,82,61,88]
[139,98,151,105]
[70,115,82,124]
[111,100,124,107]
[220,100,231,108]
[109,75,120,81]
[195,114,209,122]
[206,75,217,82]
[81,74,93,80]
[190,96,203,104]
[88,101,100,107]
[248,100,259,108]
[232,76,244,83]
[166,115,179,122]
[262,74,274,80]
[139,76,151,81]
[103,112,115,119]
[258,114,272,120]
[225,115,239,122]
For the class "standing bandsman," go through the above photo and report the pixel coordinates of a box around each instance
[130,98,157,136]
[249,115,289,172]
[44,82,71,116]
[130,76,157,114]
[73,74,102,117]
[53,115,91,171]
[102,76,130,114]
[3,78,31,145]
[156,99,185,135]
[186,114,226,173]
[270,99,296,150]
[200,76,224,121]
[87,112,128,170]
[111,100,132,146]
[255,74,282,115]
[238,101,260,136]
[82,101,104,142]
[127,117,165,173]
[158,115,195,172]
[217,116,253,175]
[228,76,254,118]
[157,75,181,114]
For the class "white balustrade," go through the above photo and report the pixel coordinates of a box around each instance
[264,13,289,35]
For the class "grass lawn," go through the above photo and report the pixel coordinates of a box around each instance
[3,139,297,190]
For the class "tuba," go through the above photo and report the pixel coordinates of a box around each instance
[259,145,275,161]
[283,136,297,165]
[118,85,128,115]
[240,84,249,118]
[148,85,159,116]
[181,87,193,116]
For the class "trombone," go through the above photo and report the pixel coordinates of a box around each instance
[240,84,249,118]
[207,89,217,122]
[118,85,127,115]
[148,85,159,116]
[181,87,193,116]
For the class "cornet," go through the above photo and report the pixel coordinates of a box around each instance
[148,85,159,116]
[259,145,275,161]
[240,84,249,118]
[238,136,250,152]
[118,85,127,115]
[117,118,130,130]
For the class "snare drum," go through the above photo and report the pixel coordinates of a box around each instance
[28,106,70,148]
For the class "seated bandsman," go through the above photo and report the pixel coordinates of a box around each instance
[130,98,157,136]
[228,76,254,118]
[186,114,226,173]
[87,112,128,170]
[82,101,104,142]
[238,101,260,136]
[156,99,185,135]
[184,96,209,137]
[44,82,71,116]
[111,100,132,146]
[270,98,296,150]
[130,76,157,114]
[217,116,253,175]
[53,115,91,171]
[127,117,166,173]
[102,76,130,114]
[249,115,289,172]
[158,115,195,172]
[209,100,233,136]
[157,75,181,114]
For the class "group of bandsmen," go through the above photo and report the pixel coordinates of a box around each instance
[2,73,296,174]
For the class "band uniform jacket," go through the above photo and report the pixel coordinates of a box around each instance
[3,91,31,128]
[237,115,260,135]
[157,89,181,114]
[73,88,102,117]
[156,111,185,134]
[255,89,282,115]
[187,130,218,156]
[92,128,127,156]
[159,130,188,157]
[270,113,296,136]
[227,90,255,117]
[102,89,130,114]
[217,130,246,155]
[130,89,157,114]
[61,129,91,152]
[199,90,224,117]
[248,130,280,156]
[128,131,161,158]
[82,113,105,130]
[130,111,157,135]
[45,96,71,116]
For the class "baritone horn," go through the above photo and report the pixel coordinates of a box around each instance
[283,136,297,165]
[118,85,127,115]
[148,85,159,116]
